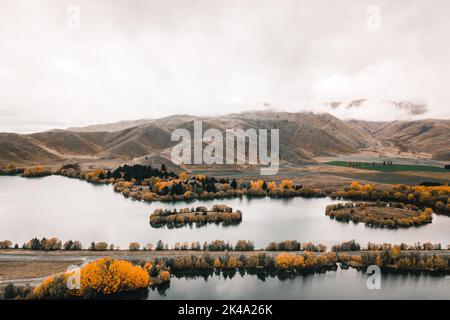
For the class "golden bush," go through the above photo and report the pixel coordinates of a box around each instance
[79,257,149,296]
[32,257,149,298]
[280,180,294,190]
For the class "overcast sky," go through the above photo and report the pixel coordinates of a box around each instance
[1,0,449,133]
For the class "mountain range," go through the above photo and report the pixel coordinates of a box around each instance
[0,111,449,167]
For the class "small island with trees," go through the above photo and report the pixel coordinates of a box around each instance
[149,204,242,228]
[325,201,433,228]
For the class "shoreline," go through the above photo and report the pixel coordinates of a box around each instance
[1,249,449,289]
[1,249,450,261]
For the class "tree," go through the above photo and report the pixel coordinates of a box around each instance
[267,181,277,192]
[95,242,108,251]
[213,258,222,268]
[156,240,164,251]
[205,183,217,193]
[375,255,383,267]
[350,181,361,190]
[73,241,82,250]
[280,180,294,190]
[389,246,401,259]
[64,240,82,250]
[0,240,12,249]
[179,172,188,180]
[158,270,171,283]
[433,256,447,270]
[129,242,140,251]
[170,182,184,196]
[234,240,254,251]
[274,252,296,269]
[226,256,239,269]
[262,181,267,191]
[230,179,238,189]
[63,240,74,250]
[42,238,62,251]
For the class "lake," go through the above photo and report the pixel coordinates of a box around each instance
[147,269,450,300]
[1,175,450,249]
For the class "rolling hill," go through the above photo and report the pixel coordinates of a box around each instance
[0,111,449,167]
[348,119,450,160]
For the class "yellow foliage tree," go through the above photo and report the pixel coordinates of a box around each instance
[280,180,294,190]
[33,257,149,298]
[250,180,264,190]
[274,252,296,269]
[179,172,188,180]
[158,270,171,283]
[213,258,222,268]
[78,257,149,296]
[350,181,362,190]
[267,181,277,192]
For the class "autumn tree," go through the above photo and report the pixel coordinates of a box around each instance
[129,242,140,251]
[95,242,108,251]
[280,180,294,190]
[0,240,12,249]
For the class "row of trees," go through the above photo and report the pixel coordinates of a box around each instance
[149,206,242,227]
[331,182,450,215]
[115,178,324,203]
[18,238,101,251]
[55,162,326,202]
[332,240,448,252]
[57,164,177,184]
[274,252,337,270]
[0,163,23,175]
[4,238,449,252]
[340,249,449,272]
[111,164,177,181]
[266,241,327,252]
[366,242,444,251]
[21,166,52,178]
[347,161,394,167]
[163,240,252,251]
[19,238,101,251]
[331,240,361,252]
[149,251,338,272]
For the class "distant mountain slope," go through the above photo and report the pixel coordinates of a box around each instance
[0,112,449,167]
[67,115,198,133]
[0,133,61,166]
[67,119,154,132]
[348,119,450,159]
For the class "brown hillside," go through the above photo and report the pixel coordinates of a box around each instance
[1,112,449,166]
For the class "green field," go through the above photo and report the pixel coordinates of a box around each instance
[325,161,448,172]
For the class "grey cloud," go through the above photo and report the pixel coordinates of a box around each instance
[390,101,428,116]
[0,0,449,132]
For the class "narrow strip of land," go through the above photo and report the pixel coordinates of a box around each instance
[1,249,449,262]
[1,250,449,287]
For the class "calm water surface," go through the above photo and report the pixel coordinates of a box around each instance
[147,269,450,300]
[1,175,450,249]
[1,175,449,299]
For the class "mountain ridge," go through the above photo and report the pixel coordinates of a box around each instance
[1,111,449,167]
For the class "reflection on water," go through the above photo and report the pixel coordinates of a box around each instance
[147,269,450,300]
[1,175,450,248]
